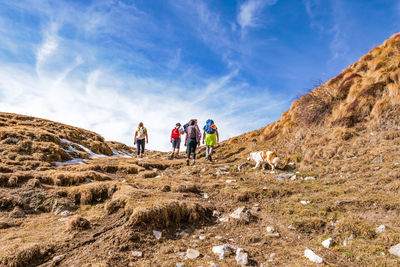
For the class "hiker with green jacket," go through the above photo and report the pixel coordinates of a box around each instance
[202,119,219,162]
[134,122,148,158]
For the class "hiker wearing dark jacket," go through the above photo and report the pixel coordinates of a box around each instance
[184,119,201,166]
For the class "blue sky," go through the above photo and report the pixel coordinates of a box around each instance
[0,0,398,151]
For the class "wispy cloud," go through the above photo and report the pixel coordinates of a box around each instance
[237,0,277,36]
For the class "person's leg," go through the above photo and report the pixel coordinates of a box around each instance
[141,140,145,155]
[209,145,214,162]
[205,145,210,160]
[192,141,197,165]
[186,139,191,165]
[175,138,181,158]
[136,139,140,157]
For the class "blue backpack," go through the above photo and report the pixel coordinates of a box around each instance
[204,119,217,134]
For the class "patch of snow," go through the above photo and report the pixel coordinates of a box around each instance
[322,238,332,248]
[55,158,87,166]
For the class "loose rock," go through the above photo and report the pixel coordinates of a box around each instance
[9,210,25,218]
[153,230,162,240]
[235,248,249,266]
[389,243,400,257]
[212,244,233,259]
[131,251,143,257]
[376,225,386,234]
[53,255,65,263]
[186,248,200,259]
[275,173,293,181]
[230,206,252,222]
[322,238,332,248]
[304,248,323,264]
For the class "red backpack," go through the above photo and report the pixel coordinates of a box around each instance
[171,128,180,139]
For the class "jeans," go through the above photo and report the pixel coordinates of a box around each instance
[186,138,197,159]
[206,145,213,159]
[136,138,145,155]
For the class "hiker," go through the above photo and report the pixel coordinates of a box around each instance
[202,119,219,162]
[134,122,148,158]
[184,119,201,166]
[170,122,184,158]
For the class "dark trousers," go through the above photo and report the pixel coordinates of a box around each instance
[186,138,197,159]
[136,139,145,155]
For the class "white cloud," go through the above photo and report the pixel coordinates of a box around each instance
[237,0,277,34]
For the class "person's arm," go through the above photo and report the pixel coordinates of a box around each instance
[145,129,149,143]
[134,131,137,145]
[216,130,219,143]
[202,130,205,144]
[184,133,188,146]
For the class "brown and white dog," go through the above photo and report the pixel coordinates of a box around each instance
[247,151,280,170]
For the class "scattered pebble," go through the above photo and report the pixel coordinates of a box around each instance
[226,179,236,183]
[229,206,251,222]
[212,244,233,259]
[60,210,72,217]
[210,263,220,267]
[304,248,323,264]
[389,243,400,257]
[376,225,386,234]
[213,210,221,217]
[322,238,332,248]
[275,173,294,181]
[304,176,315,180]
[235,248,249,266]
[199,235,206,240]
[122,179,127,183]
[300,200,311,205]
[58,218,68,222]
[219,217,229,222]
[266,226,275,233]
[251,207,261,212]
[153,230,162,240]
[290,175,297,180]
[186,248,200,259]
[131,251,143,257]
[265,233,280,238]
[394,163,400,166]
[215,235,223,240]
[9,210,25,218]
[176,263,185,267]
[203,193,209,199]
[52,255,65,263]
[296,171,300,174]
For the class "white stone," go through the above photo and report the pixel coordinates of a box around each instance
[288,224,295,230]
[235,248,249,266]
[226,179,236,183]
[199,235,206,240]
[219,217,229,222]
[60,210,72,217]
[52,255,65,262]
[210,263,220,267]
[322,238,332,248]
[288,162,295,166]
[186,248,200,259]
[304,176,315,180]
[266,226,275,233]
[262,186,268,190]
[215,235,223,240]
[275,173,293,181]
[300,200,311,205]
[389,243,400,257]
[212,210,221,217]
[212,244,233,259]
[254,203,260,207]
[153,230,162,240]
[58,217,68,222]
[290,175,297,180]
[176,263,185,267]
[376,225,386,234]
[229,206,251,222]
[304,248,323,264]
[203,193,209,199]
[176,231,189,238]
[131,251,143,257]
[296,171,300,174]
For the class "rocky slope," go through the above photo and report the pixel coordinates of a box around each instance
[1,34,400,267]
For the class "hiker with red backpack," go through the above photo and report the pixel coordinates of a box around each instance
[184,119,201,166]
[202,119,219,162]
[170,122,184,158]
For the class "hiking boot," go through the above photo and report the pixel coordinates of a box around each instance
[209,155,212,162]
[192,160,196,166]
[170,152,174,159]
[186,159,190,166]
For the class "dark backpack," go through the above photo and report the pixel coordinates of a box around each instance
[187,125,197,139]
[171,128,180,139]
[183,120,193,133]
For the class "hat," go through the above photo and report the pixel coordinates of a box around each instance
[176,122,181,126]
